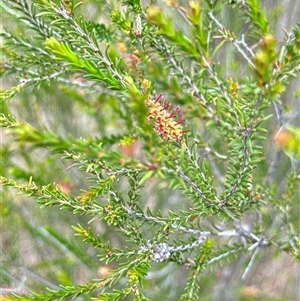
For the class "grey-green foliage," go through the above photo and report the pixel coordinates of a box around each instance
[1,0,300,300]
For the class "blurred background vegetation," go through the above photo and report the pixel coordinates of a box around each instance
[1,0,300,300]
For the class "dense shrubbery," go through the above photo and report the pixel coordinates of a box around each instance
[1,0,299,300]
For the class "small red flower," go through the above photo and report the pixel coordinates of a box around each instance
[146,94,187,143]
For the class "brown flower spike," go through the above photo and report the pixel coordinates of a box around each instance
[146,94,187,143]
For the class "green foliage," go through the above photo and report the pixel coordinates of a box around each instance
[1,0,299,300]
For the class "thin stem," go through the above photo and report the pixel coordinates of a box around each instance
[241,246,260,280]
[208,12,256,69]
[55,5,127,87]
[207,246,245,265]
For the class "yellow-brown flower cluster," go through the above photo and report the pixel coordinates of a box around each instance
[146,94,187,143]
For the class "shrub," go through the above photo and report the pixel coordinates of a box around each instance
[1,0,299,300]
